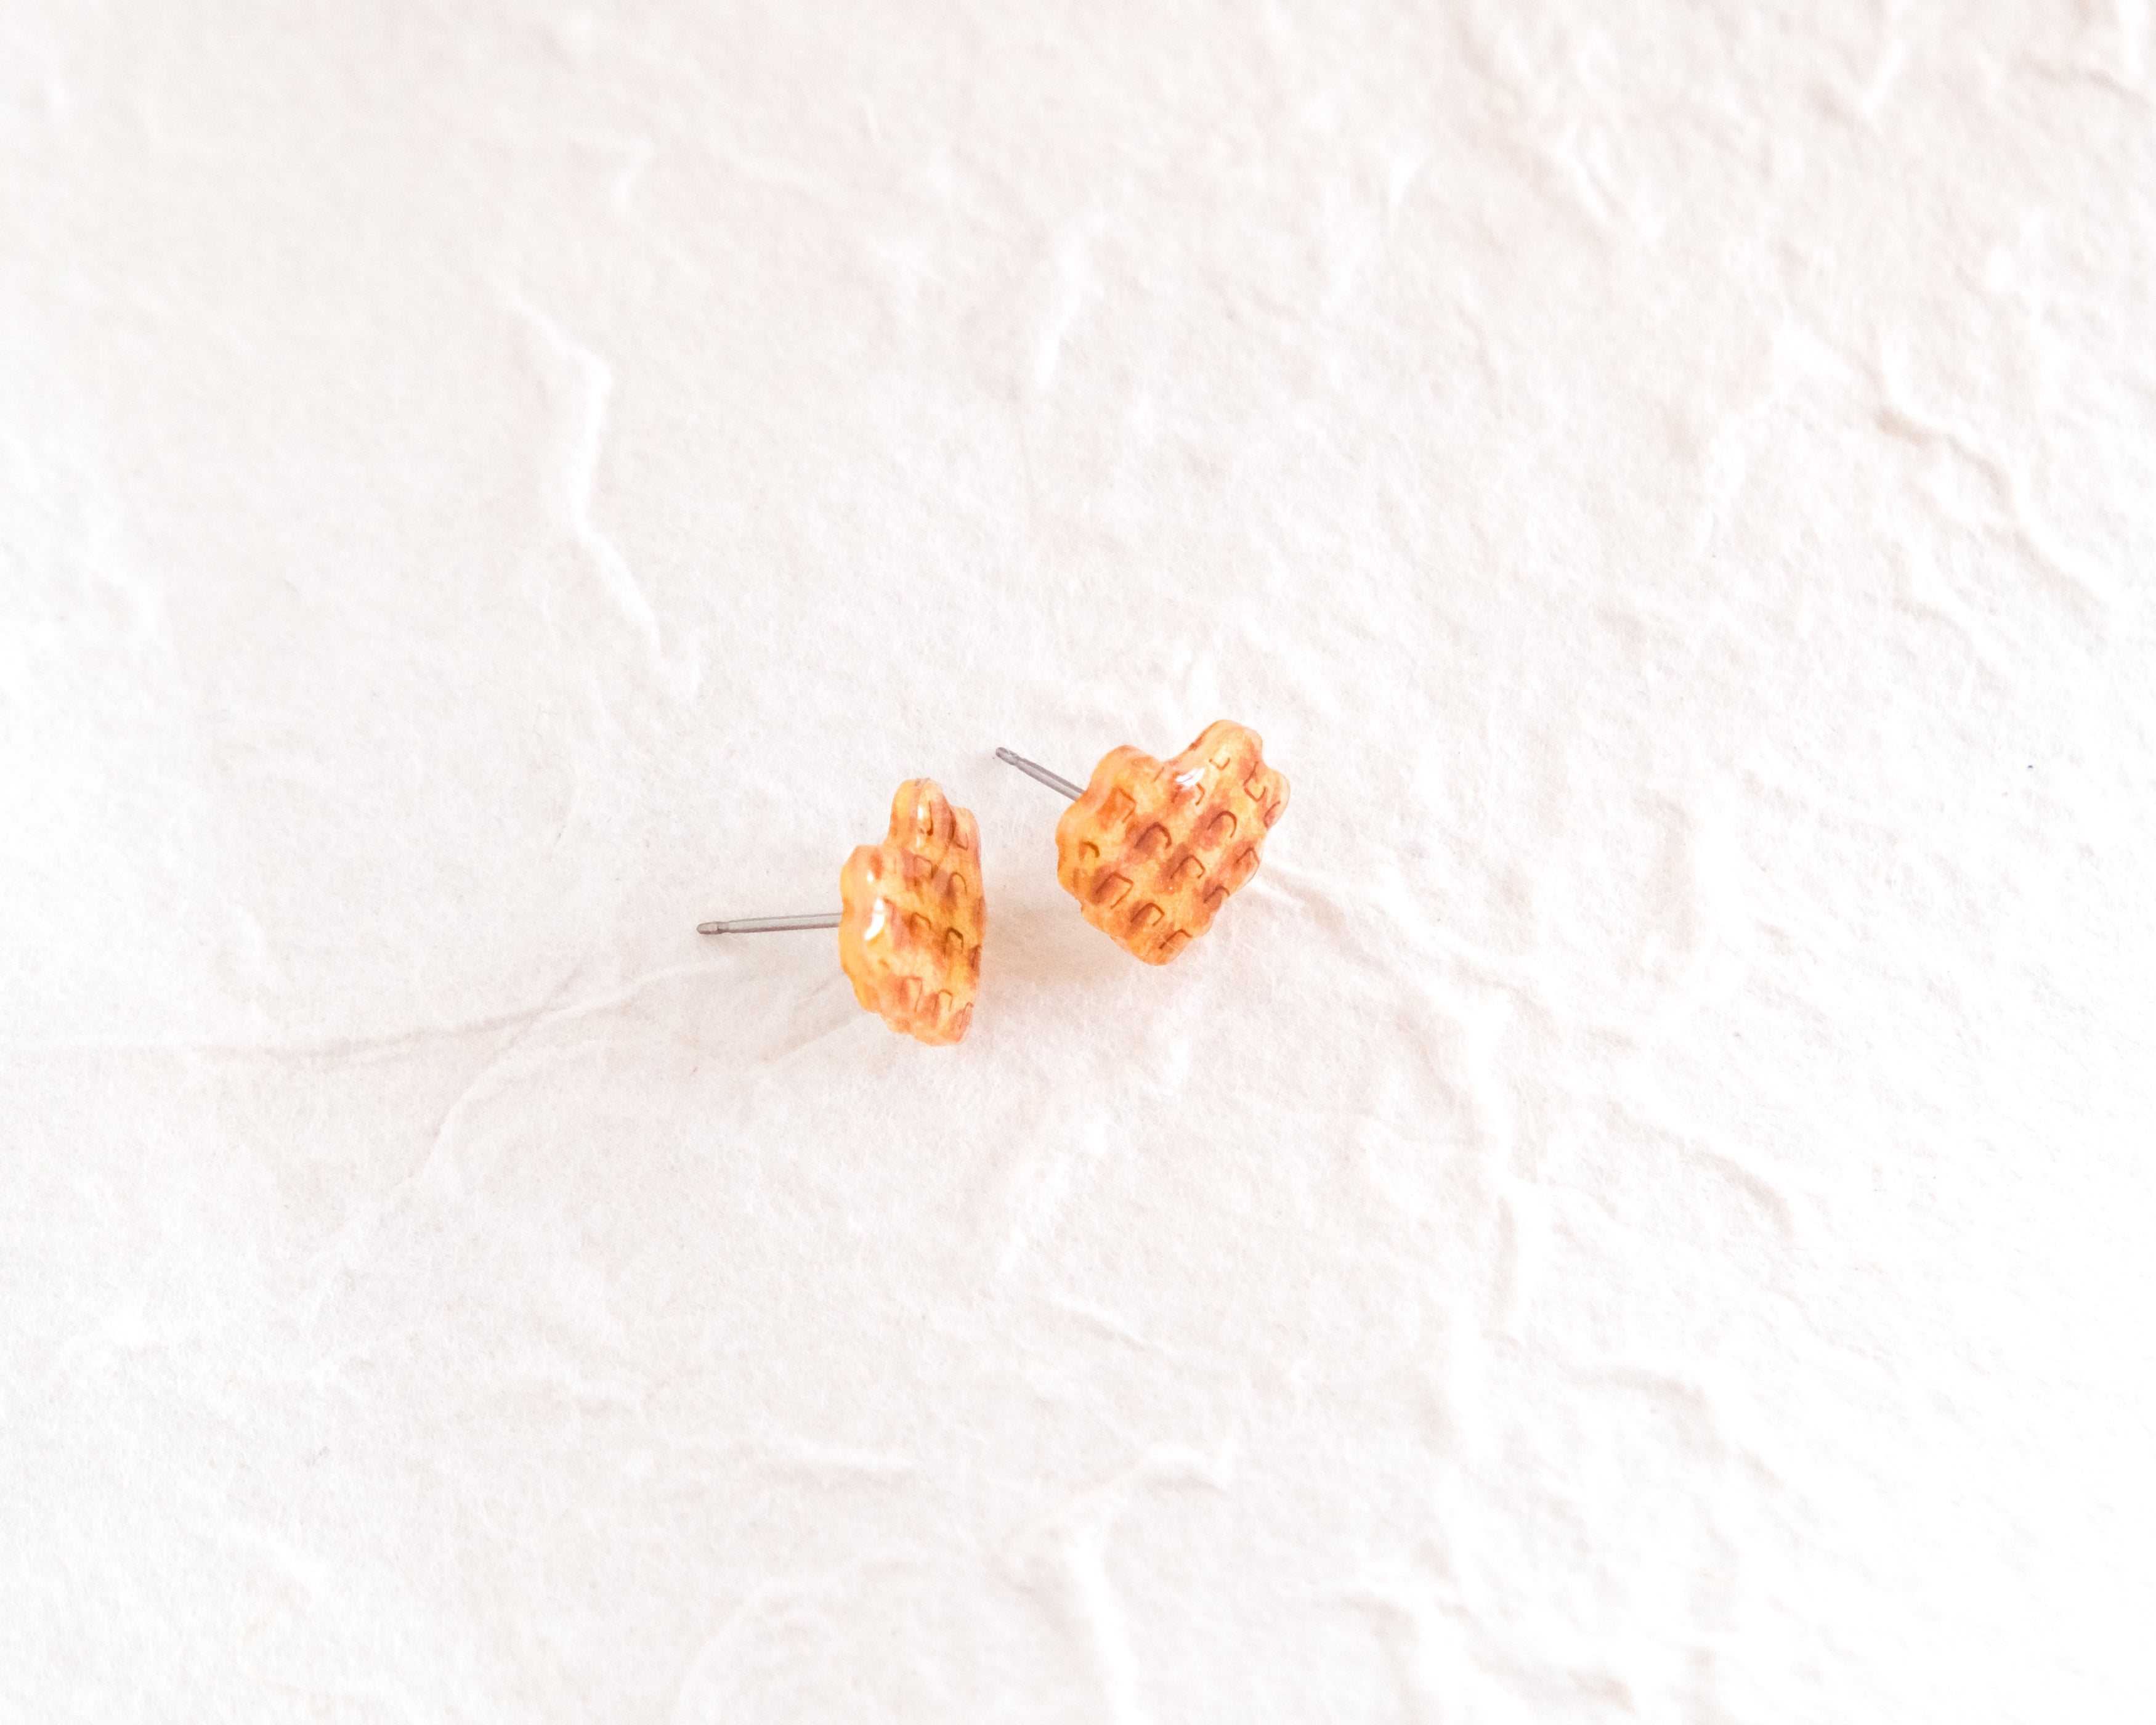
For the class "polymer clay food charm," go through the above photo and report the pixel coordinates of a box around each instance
[837,780,984,1044]
[699,779,984,1045]
[997,721,1288,964]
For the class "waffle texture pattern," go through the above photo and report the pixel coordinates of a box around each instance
[838,779,985,1044]
[1053,721,1289,965]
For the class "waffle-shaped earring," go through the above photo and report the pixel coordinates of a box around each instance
[699,779,985,1045]
[996,721,1288,965]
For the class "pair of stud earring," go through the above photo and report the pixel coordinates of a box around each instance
[697,720,1291,1045]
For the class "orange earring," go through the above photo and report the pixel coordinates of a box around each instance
[997,721,1289,965]
[699,779,984,1045]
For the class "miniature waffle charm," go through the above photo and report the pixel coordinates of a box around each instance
[1052,721,1289,964]
[838,779,986,1044]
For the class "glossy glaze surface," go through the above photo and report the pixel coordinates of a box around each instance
[1054,721,1289,964]
[838,780,985,1044]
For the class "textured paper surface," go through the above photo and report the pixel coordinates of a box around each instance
[2,3,2152,1720]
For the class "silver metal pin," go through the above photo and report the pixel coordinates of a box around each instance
[697,913,843,935]
[995,746,1084,800]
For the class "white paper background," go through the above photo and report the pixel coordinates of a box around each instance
[3,2,2152,1719]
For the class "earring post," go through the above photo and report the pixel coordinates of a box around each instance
[698,913,843,935]
[994,747,1084,800]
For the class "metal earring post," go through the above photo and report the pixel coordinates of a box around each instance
[697,912,843,935]
[704,752,1071,936]
[994,747,1084,800]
